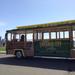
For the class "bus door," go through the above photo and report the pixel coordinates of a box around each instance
[25,33,34,56]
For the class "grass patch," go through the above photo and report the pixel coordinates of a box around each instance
[0,47,6,51]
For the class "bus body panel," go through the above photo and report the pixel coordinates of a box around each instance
[5,20,75,59]
[34,39,71,57]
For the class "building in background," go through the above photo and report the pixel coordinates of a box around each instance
[0,36,5,47]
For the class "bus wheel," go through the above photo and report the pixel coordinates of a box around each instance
[15,51,23,59]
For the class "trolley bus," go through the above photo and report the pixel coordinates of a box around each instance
[5,20,75,59]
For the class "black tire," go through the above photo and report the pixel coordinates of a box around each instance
[15,51,23,59]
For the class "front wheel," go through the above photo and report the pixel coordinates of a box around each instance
[15,51,23,59]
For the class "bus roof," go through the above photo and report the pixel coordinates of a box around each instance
[17,20,75,29]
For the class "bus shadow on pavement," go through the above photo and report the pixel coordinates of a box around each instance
[0,55,75,71]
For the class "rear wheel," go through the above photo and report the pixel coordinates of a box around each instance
[15,51,23,59]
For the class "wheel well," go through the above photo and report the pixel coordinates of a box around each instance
[15,50,22,55]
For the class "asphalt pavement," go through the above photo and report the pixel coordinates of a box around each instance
[0,54,75,75]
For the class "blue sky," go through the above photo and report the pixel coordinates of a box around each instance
[0,0,75,38]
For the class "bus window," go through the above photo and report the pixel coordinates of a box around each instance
[60,32,64,39]
[16,34,20,41]
[26,33,33,41]
[43,32,49,39]
[73,31,75,47]
[20,35,24,41]
[34,32,38,40]
[64,31,69,38]
[38,32,42,40]
[57,32,60,39]
[51,32,56,39]
[11,34,14,40]
[7,33,11,41]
